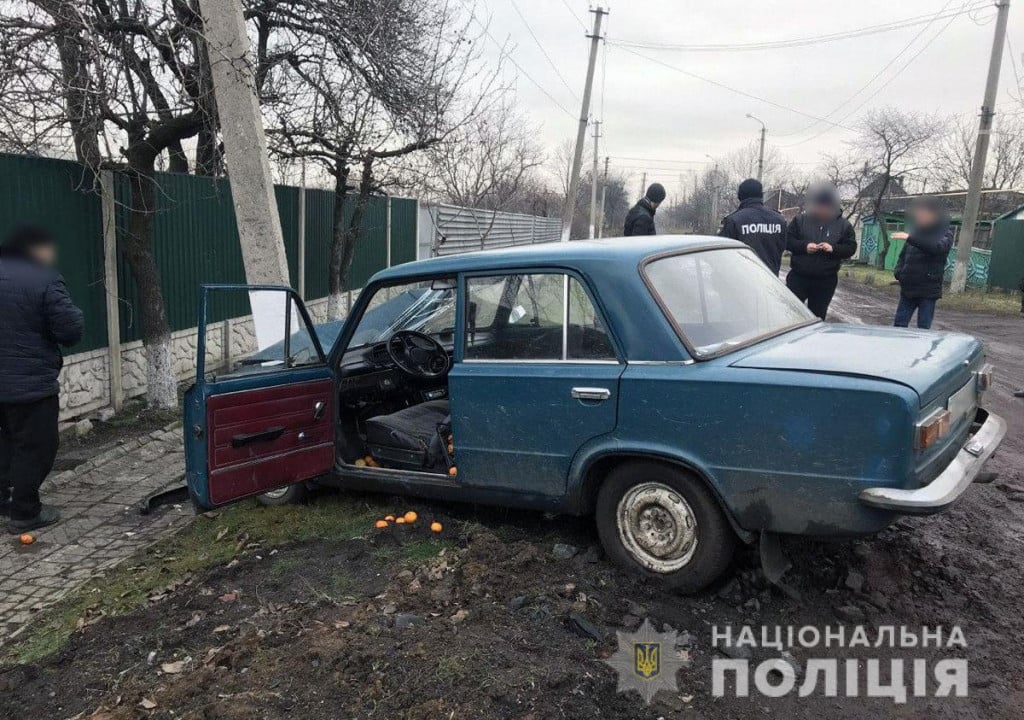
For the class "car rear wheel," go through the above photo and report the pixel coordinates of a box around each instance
[595,461,736,594]
[256,483,308,507]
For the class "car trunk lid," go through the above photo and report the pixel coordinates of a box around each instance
[730,324,982,406]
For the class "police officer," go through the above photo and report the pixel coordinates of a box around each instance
[623,183,666,236]
[718,178,787,275]
[785,184,857,320]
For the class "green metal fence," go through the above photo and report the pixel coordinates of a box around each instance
[0,153,418,352]
[0,154,108,351]
[859,218,991,289]
[987,212,1024,292]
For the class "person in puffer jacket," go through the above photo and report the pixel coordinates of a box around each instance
[892,197,954,330]
[0,225,83,533]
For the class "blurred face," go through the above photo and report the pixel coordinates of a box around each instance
[911,206,940,228]
[28,243,56,266]
[811,201,834,221]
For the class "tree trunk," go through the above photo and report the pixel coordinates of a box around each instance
[121,162,177,409]
[327,164,351,320]
[339,158,375,298]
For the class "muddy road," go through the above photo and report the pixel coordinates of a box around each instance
[1,277,1022,720]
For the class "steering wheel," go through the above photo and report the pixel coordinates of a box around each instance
[386,330,451,379]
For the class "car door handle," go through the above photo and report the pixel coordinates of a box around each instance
[231,426,285,448]
[571,387,611,401]
[313,401,326,420]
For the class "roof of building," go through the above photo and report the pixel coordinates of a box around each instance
[373,235,743,281]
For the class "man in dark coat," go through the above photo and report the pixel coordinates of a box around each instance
[718,178,787,275]
[785,184,857,320]
[623,183,666,236]
[0,226,83,532]
[892,197,954,329]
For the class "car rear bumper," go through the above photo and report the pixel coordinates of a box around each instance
[859,408,1006,514]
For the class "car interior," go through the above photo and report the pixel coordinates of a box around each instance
[332,273,616,475]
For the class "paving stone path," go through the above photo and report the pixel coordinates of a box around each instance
[0,423,192,643]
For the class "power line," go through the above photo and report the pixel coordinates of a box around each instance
[459,2,576,119]
[776,0,964,139]
[509,0,580,102]
[608,3,988,52]
[780,3,965,147]
[559,0,589,31]
[614,44,856,131]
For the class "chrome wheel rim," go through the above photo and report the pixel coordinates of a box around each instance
[261,486,291,501]
[616,482,698,573]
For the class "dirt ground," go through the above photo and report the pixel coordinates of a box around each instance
[2,277,1022,720]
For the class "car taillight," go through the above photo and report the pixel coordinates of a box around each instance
[975,363,995,392]
[916,409,952,450]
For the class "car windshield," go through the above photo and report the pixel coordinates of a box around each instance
[349,280,457,348]
[645,248,817,357]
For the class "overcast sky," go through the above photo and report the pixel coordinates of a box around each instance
[468,0,1024,194]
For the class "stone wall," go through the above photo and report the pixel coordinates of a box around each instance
[57,293,351,421]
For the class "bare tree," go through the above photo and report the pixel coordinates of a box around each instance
[852,108,943,268]
[723,140,795,193]
[818,152,874,220]
[0,0,220,408]
[262,0,498,318]
[926,113,1024,191]
[423,98,544,211]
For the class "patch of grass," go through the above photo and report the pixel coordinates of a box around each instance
[1,493,383,667]
[843,265,1022,316]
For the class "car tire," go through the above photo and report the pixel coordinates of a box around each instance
[595,461,736,594]
[255,483,309,507]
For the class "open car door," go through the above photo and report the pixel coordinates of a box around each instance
[184,285,336,510]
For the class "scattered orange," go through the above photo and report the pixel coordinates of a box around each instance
[404,511,418,524]
[448,466,458,476]
[19,533,35,545]
[374,520,388,529]
[395,517,406,525]
[384,515,395,522]
[430,522,443,533]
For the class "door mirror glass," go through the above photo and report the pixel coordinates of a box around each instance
[199,287,325,381]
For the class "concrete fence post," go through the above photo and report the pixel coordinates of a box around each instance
[297,183,307,299]
[386,196,393,268]
[100,170,124,411]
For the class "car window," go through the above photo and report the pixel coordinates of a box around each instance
[348,279,457,348]
[645,248,816,357]
[465,273,616,361]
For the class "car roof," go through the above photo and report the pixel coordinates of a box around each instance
[373,235,743,281]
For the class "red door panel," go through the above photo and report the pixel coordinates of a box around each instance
[207,379,334,504]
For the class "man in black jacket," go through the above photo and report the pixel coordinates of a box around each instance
[785,185,857,320]
[892,198,954,329]
[718,178,787,275]
[623,183,666,236]
[0,226,83,532]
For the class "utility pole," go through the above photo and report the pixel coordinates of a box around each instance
[640,171,647,197]
[589,121,602,238]
[598,156,610,238]
[201,0,289,289]
[706,155,719,233]
[951,0,1011,294]
[561,6,607,242]
[747,113,767,182]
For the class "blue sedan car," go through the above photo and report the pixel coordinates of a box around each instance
[183,236,1005,592]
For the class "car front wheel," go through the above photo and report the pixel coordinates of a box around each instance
[256,483,308,507]
[595,461,736,594]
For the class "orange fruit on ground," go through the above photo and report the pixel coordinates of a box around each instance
[395,517,406,525]
[384,515,395,522]
[404,511,418,524]
[430,522,443,533]
[448,466,458,476]
[19,533,34,545]
[374,520,388,529]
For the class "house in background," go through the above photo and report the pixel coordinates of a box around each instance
[858,189,1024,289]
